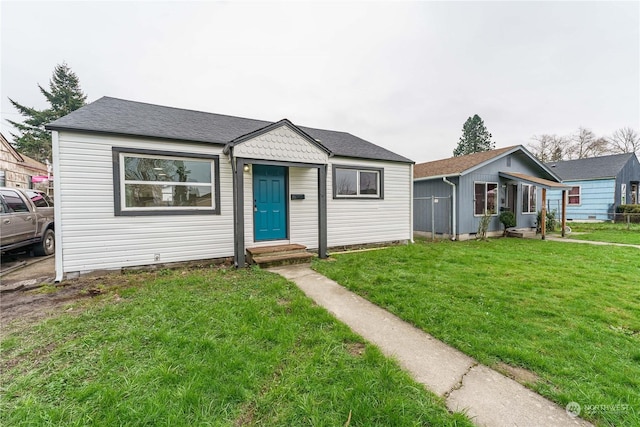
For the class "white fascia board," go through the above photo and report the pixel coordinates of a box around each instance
[413,173,461,182]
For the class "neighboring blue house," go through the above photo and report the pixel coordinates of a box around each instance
[413,145,567,240]
[546,153,640,221]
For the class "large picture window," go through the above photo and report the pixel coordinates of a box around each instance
[522,184,537,214]
[333,166,383,199]
[113,148,220,216]
[567,186,581,205]
[474,182,498,215]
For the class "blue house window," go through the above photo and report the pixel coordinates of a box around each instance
[568,186,581,205]
[522,184,537,214]
[474,182,498,215]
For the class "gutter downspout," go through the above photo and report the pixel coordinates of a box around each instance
[52,131,64,282]
[442,177,456,240]
[409,164,414,243]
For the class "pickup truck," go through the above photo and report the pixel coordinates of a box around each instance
[0,187,55,256]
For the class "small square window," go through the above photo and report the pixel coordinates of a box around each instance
[333,166,383,199]
[568,186,580,205]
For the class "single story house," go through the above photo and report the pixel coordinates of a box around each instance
[0,132,51,192]
[413,145,567,240]
[546,153,640,221]
[45,97,414,280]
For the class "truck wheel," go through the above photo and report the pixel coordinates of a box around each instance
[34,229,55,256]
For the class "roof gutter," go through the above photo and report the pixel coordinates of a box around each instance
[442,177,457,240]
[414,173,461,182]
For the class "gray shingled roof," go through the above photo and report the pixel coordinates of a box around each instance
[46,97,412,163]
[546,153,635,180]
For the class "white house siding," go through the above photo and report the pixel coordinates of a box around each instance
[56,131,235,274]
[328,158,412,247]
[289,167,319,248]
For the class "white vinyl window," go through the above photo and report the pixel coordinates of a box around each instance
[474,182,498,215]
[114,148,220,215]
[567,186,581,205]
[522,184,537,214]
[333,166,383,199]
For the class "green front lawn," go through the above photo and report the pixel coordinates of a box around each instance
[0,268,472,426]
[314,239,640,426]
[564,221,640,245]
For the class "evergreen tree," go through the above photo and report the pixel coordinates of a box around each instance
[453,114,495,157]
[7,63,87,163]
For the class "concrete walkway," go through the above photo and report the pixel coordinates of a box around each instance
[544,235,640,249]
[269,264,593,427]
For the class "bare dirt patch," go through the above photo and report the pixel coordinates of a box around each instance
[494,362,541,385]
[0,274,134,336]
[1,257,234,337]
[346,342,366,357]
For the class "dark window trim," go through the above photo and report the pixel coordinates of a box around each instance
[332,165,384,200]
[112,147,221,216]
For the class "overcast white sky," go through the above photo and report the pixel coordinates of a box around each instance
[1,1,638,162]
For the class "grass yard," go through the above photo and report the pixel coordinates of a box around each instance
[314,239,640,426]
[0,267,473,426]
[564,221,640,245]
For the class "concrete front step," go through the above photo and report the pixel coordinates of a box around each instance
[246,244,314,267]
[252,252,315,268]
[506,228,537,238]
[247,244,307,255]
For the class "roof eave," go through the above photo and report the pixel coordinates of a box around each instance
[414,173,461,181]
[45,126,228,146]
[335,153,414,164]
[498,172,571,189]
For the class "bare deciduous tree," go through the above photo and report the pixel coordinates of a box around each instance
[608,127,640,154]
[567,127,609,159]
[528,134,569,162]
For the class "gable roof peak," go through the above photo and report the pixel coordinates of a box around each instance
[414,145,521,179]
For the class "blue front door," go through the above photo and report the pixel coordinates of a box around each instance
[253,165,287,241]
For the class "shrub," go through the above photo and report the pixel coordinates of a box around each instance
[616,204,640,223]
[499,211,516,235]
[537,209,557,233]
[477,210,492,240]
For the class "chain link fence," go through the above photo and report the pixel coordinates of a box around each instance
[414,196,452,238]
